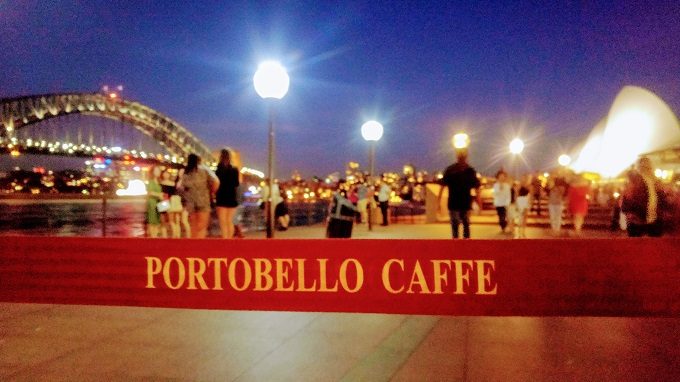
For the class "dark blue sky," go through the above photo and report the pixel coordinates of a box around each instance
[2,1,679,176]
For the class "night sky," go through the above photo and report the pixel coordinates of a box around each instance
[2,1,679,177]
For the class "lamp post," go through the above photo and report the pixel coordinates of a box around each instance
[509,138,524,179]
[361,120,384,231]
[254,61,290,238]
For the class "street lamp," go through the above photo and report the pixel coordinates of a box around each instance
[558,154,571,167]
[509,138,524,178]
[361,120,383,231]
[254,61,290,238]
[509,138,524,155]
[361,120,384,175]
[452,132,470,150]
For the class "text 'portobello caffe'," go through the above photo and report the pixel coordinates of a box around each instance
[145,256,498,295]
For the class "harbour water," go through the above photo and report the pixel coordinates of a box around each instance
[0,198,331,237]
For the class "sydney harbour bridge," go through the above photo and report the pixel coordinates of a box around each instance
[0,92,215,166]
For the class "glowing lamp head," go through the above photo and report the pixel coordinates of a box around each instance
[509,138,525,155]
[361,120,384,141]
[253,61,290,99]
[558,154,571,167]
[452,133,470,149]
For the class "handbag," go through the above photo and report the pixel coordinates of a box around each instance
[156,200,171,213]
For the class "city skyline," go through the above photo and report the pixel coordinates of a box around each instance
[1,1,679,177]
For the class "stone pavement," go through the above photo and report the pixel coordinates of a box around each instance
[248,219,623,239]
[2,223,679,381]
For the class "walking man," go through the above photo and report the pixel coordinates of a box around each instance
[438,150,481,238]
[377,178,391,226]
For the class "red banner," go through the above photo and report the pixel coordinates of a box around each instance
[0,236,678,316]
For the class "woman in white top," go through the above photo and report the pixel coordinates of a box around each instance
[492,170,512,233]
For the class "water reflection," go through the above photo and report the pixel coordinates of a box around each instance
[0,199,330,237]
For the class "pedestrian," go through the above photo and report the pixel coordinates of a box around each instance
[377,178,391,226]
[215,148,240,239]
[514,177,531,238]
[531,174,543,216]
[275,187,290,231]
[356,180,369,224]
[232,182,245,238]
[437,150,481,239]
[176,168,192,237]
[326,180,357,238]
[547,176,567,235]
[567,174,590,235]
[177,154,219,238]
[492,170,511,233]
[621,157,667,237]
[145,166,164,238]
[160,169,182,238]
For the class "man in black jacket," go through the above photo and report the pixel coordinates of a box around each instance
[621,157,666,237]
[437,151,481,238]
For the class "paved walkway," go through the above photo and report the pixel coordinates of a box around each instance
[247,220,623,239]
[2,223,678,381]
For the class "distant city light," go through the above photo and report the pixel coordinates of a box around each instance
[655,168,672,180]
[558,154,572,167]
[115,179,147,196]
[241,167,265,178]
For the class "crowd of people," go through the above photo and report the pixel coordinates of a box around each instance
[144,147,677,240]
[325,176,394,238]
[436,148,677,239]
[145,149,241,239]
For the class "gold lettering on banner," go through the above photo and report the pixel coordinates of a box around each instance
[145,257,162,288]
[274,258,294,291]
[407,260,431,294]
[228,258,252,291]
[318,259,339,292]
[380,259,497,295]
[452,260,473,294]
[339,258,364,293]
[143,256,496,296]
[382,259,405,294]
[295,259,317,292]
[207,258,228,290]
[431,260,452,294]
[187,258,209,290]
[475,260,497,295]
[163,257,186,290]
[254,259,274,291]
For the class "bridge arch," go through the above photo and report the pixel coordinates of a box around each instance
[0,93,214,163]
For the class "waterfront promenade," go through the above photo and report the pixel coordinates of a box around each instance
[1,223,679,381]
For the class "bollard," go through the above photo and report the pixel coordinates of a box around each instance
[101,194,107,237]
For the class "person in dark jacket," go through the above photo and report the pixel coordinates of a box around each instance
[327,180,358,238]
[621,157,667,237]
[215,148,240,238]
[437,150,481,238]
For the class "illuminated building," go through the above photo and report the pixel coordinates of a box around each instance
[571,86,680,178]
